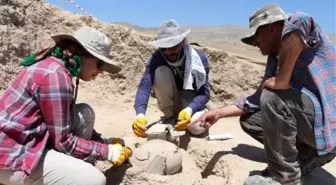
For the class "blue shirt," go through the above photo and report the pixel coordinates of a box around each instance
[134,48,210,115]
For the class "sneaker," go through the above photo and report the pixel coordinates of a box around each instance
[244,175,281,185]
[244,169,302,185]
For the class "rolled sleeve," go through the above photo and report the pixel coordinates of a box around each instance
[233,97,246,110]
[282,12,320,48]
[233,93,262,113]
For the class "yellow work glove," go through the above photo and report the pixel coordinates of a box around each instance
[132,114,147,137]
[175,107,193,131]
[107,143,132,166]
[105,137,125,146]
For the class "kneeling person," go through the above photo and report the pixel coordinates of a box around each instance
[132,19,210,137]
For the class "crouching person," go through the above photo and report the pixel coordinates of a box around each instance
[190,4,336,185]
[132,19,211,138]
[0,26,131,185]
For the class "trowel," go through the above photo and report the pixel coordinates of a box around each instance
[145,116,186,141]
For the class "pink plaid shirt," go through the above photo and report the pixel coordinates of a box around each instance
[0,57,108,178]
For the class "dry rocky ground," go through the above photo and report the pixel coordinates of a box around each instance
[0,0,334,184]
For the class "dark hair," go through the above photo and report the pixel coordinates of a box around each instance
[55,39,91,57]
[21,39,95,67]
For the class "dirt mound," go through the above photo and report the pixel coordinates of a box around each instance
[202,47,264,105]
[0,0,264,107]
[96,137,230,185]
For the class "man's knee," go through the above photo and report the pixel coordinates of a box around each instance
[239,114,251,134]
[260,88,279,110]
[239,112,262,132]
[239,112,264,144]
[154,66,173,83]
[153,66,175,96]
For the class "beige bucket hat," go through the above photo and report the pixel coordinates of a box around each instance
[51,26,121,74]
[149,19,191,48]
[241,3,288,45]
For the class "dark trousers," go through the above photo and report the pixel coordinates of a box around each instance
[240,88,335,183]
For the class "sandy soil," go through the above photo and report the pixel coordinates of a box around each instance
[76,89,336,185]
[0,1,334,184]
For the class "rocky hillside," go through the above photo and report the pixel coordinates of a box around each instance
[0,0,265,106]
[117,21,336,62]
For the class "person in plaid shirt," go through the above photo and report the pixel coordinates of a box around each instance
[189,4,335,185]
[0,26,132,185]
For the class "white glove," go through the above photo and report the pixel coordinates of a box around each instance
[107,144,132,166]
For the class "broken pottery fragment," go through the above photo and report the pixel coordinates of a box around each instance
[145,121,186,142]
[145,123,168,140]
[129,139,183,175]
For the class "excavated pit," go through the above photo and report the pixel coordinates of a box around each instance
[186,139,231,185]
[96,137,230,185]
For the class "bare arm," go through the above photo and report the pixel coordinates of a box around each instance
[216,105,246,119]
[189,104,246,128]
[276,31,304,84]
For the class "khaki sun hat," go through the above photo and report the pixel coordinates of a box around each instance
[51,26,121,74]
[241,3,288,45]
[149,19,191,48]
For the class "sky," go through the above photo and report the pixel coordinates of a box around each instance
[45,0,336,33]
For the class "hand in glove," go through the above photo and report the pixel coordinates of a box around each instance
[104,137,125,146]
[132,114,147,137]
[107,143,132,166]
[175,107,193,131]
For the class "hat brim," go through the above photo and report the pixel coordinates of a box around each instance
[51,34,122,74]
[241,27,257,46]
[241,14,288,45]
[149,29,191,48]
